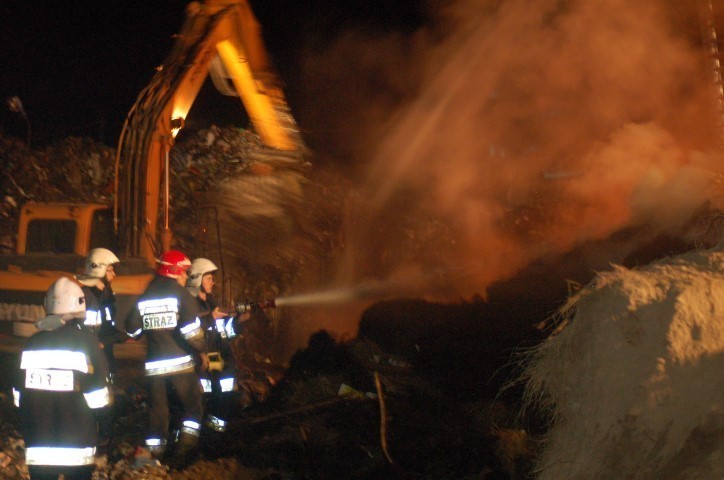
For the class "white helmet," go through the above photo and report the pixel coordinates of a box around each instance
[44,277,86,318]
[186,258,218,289]
[85,248,120,278]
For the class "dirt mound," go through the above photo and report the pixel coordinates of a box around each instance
[522,244,724,479]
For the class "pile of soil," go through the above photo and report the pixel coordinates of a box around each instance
[522,243,724,479]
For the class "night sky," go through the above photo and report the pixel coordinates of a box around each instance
[0,0,429,150]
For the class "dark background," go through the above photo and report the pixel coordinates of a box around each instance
[0,0,430,151]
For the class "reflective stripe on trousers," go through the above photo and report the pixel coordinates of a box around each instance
[25,446,96,466]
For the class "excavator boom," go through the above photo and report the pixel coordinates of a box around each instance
[114,0,303,264]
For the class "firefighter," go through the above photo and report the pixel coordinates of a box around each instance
[125,250,208,469]
[75,247,129,450]
[75,248,129,379]
[186,258,249,437]
[14,276,112,480]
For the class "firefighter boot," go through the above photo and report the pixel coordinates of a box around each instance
[169,429,199,470]
[145,437,168,461]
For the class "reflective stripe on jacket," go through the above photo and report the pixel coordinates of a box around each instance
[25,446,96,466]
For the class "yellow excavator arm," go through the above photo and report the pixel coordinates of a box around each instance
[114,0,303,265]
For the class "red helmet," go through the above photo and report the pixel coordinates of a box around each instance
[156,250,192,279]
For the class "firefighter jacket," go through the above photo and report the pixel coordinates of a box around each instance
[82,279,129,347]
[14,318,111,468]
[126,275,206,376]
[195,293,242,359]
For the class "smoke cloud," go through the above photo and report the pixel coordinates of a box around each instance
[300,0,724,301]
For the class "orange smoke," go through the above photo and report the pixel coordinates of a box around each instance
[303,0,724,301]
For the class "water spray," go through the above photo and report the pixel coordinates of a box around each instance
[233,262,493,312]
[274,287,371,307]
[261,277,428,310]
[232,280,395,313]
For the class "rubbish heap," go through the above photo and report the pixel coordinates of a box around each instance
[0,134,116,253]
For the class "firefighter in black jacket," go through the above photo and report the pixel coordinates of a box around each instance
[75,247,130,450]
[125,250,208,468]
[76,248,129,379]
[186,258,249,436]
[14,276,112,480]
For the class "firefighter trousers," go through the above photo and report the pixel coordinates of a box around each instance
[147,372,202,442]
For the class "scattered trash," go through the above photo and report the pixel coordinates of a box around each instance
[337,383,376,399]
[371,353,411,369]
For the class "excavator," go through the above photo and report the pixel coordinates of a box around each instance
[0,0,305,349]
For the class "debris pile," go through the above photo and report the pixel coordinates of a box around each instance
[522,243,724,479]
[223,329,537,479]
[0,401,28,480]
[0,134,116,253]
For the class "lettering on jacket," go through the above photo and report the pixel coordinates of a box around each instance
[143,314,178,330]
[138,297,179,331]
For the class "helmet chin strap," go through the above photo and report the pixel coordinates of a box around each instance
[36,314,66,331]
[76,276,103,288]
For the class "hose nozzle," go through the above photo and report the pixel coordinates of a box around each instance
[235,298,276,314]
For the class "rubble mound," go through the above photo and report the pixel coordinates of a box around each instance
[522,243,724,479]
